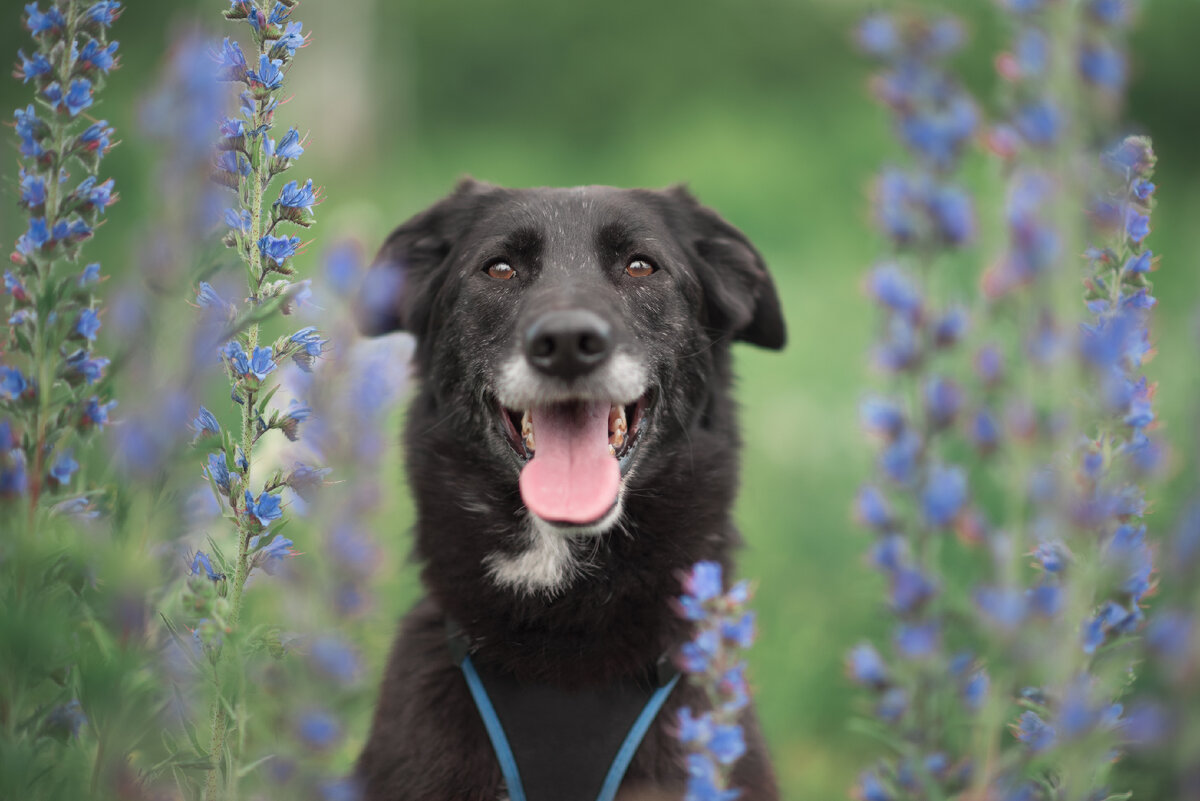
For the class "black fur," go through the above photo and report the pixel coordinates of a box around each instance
[355,180,785,800]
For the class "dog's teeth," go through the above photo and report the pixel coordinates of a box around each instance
[608,404,627,452]
[521,410,535,452]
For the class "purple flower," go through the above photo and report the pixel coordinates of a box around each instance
[856,14,900,57]
[217,151,251,177]
[890,567,936,613]
[49,451,79,485]
[73,309,102,341]
[682,561,723,604]
[720,612,756,649]
[854,770,893,801]
[1080,43,1126,90]
[248,54,284,89]
[929,184,975,244]
[880,429,921,484]
[289,327,327,372]
[196,282,230,309]
[224,208,252,233]
[60,79,95,117]
[975,586,1027,630]
[860,397,905,440]
[245,490,283,527]
[259,234,301,267]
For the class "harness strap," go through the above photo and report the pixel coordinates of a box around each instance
[461,655,527,801]
[453,652,681,801]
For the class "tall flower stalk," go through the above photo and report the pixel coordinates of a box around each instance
[184,2,325,797]
[3,1,121,516]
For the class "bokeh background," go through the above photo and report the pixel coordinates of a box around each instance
[2,0,1199,796]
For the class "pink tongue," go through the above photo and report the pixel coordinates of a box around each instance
[519,401,620,525]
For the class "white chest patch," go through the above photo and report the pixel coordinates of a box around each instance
[483,502,624,595]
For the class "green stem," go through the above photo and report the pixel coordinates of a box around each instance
[204,5,272,796]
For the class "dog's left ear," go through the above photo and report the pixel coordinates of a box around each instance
[666,186,786,350]
[356,178,493,338]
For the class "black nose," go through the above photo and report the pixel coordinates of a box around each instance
[524,309,614,380]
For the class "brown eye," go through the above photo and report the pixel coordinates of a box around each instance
[625,258,656,278]
[487,261,516,280]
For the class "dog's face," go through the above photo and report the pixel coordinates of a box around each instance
[359,180,784,558]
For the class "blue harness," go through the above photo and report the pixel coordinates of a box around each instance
[450,625,680,801]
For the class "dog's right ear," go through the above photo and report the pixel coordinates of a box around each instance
[356,178,492,337]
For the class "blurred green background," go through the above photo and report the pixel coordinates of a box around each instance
[3,0,1199,797]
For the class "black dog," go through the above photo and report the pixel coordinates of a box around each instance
[355,180,785,801]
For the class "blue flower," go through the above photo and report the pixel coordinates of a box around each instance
[1125,209,1150,243]
[279,399,311,441]
[276,179,317,212]
[191,406,221,439]
[249,346,277,381]
[880,429,921,484]
[963,669,989,712]
[248,54,284,89]
[17,49,52,83]
[206,452,231,494]
[1013,710,1056,752]
[0,367,28,400]
[854,770,893,801]
[296,710,341,750]
[289,327,327,372]
[975,586,1027,630]
[854,485,893,531]
[865,263,922,316]
[258,234,301,267]
[62,79,95,117]
[676,707,713,745]
[276,21,305,55]
[15,105,48,157]
[223,341,251,376]
[929,184,975,245]
[189,550,223,581]
[894,622,939,658]
[288,463,332,501]
[81,396,116,430]
[1080,43,1126,90]
[720,611,755,649]
[1015,99,1061,147]
[855,14,899,57]
[921,464,966,528]
[16,217,50,256]
[245,490,283,526]
[1124,250,1152,274]
[708,724,746,765]
[847,643,889,687]
[1,448,29,498]
[78,39,119,73]
[25,2,66,34]
[19,170,45,208]
[224,208,251,233]
[49,450,80,486]
[268,1,291,25]
[73,309,102,341]
[922,376,962,429]
[217,151,251,176]
[86,1,122,26]
[79,120,113,153]
[682,561,723,603]
[890,567,936,613]
[275,127,304,159]
[44,700,87,739]
[214,37,247,81]
[64,351,109,384]
[309,636,362,685]
[678,628,721,673]
[196,282,230,309]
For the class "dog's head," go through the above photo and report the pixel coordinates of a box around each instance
[358,179,784,550]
